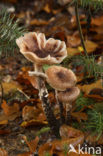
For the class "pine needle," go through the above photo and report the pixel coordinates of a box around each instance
[0,9,26,57]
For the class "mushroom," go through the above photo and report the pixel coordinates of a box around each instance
[45,66,77,91]
[16,32,67,137]
[58,87,80,124]
[45,65,77,124]
[16,32,67,66]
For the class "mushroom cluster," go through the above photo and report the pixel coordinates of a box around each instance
[16,32,67,137]
[45,65,80,124]
[16,31,79,136]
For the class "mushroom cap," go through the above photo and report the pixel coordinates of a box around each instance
[58,87,80,102]
[16,32,67,65]
[45,66,77,91]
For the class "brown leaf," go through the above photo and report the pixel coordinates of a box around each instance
[17,152,33,156]
[0,111,21,122]
[0,120,8,125]
[0,148,8,156]
[22,105,40,121]
[77,79,103,94]
[21,119,48,127]
[60,125,84,140]
[85,133,103,145]
[91,16,103,26]
[0,81,22,96]
[23,136,39,153]
[1,100,19,116]
[39,125,84,156]
[84,40,98,53]
[71,112,88,122]
[67,35,81,48]
[0,130,10,135]
[30,19,48,26]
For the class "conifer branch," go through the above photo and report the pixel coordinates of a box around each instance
[0,9,26,56]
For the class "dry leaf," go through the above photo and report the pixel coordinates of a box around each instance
[0,111,21,122]
[0,120,8,125]
[39,125,84,156]
[23,136,39,153]
[21,119,48,127]
[85,133,103,145]
[71,112,88,122]
[0,130,10,135]
[67,47,80,57]
[17,152,33,156]
[60,125,84,140]
[91,16,103,26]
[77,79,103,94]
[0,81,22,96]
[1,100,20,116]
[67,35,81,48]
[84,40,98,53]
[0,148,8,156]
[30,19,48,26]
[22,105,40,121]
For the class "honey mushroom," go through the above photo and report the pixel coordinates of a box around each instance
[16,32,67,137]
[45,65,77,124]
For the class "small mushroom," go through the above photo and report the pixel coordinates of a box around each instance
[58,87,80,124]
[45,66,77,91]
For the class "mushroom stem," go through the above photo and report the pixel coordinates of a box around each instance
[34,64,60,138]
[65,102,72,125]
[28,71,47,79]
[55,90,65,124]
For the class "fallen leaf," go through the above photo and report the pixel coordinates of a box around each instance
[77,79,103,94]
[21,119,48,127]
[39,125,84,156]
[0,130,10,135]
[91,16,103,26]
[22,105,40,121]
[85,133,103,145]
[1,100,20,116]
[71,112,88,122]
[84,40,98,53]
[60,125,84,140]
[0,148,8,156]
[23,136,39,153]
[30,19,48,26]
[67,35,81,48]
[0,81,22,96]
[67,47,80,57]
[0,120,8,125]
[17,152,33,156]
[0,111,21,122]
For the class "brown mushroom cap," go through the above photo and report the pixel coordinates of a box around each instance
[58,87,80,102]
[16,32,67,65]
[45,66,77,91]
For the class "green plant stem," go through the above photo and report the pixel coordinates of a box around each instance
[75,0,88,57]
